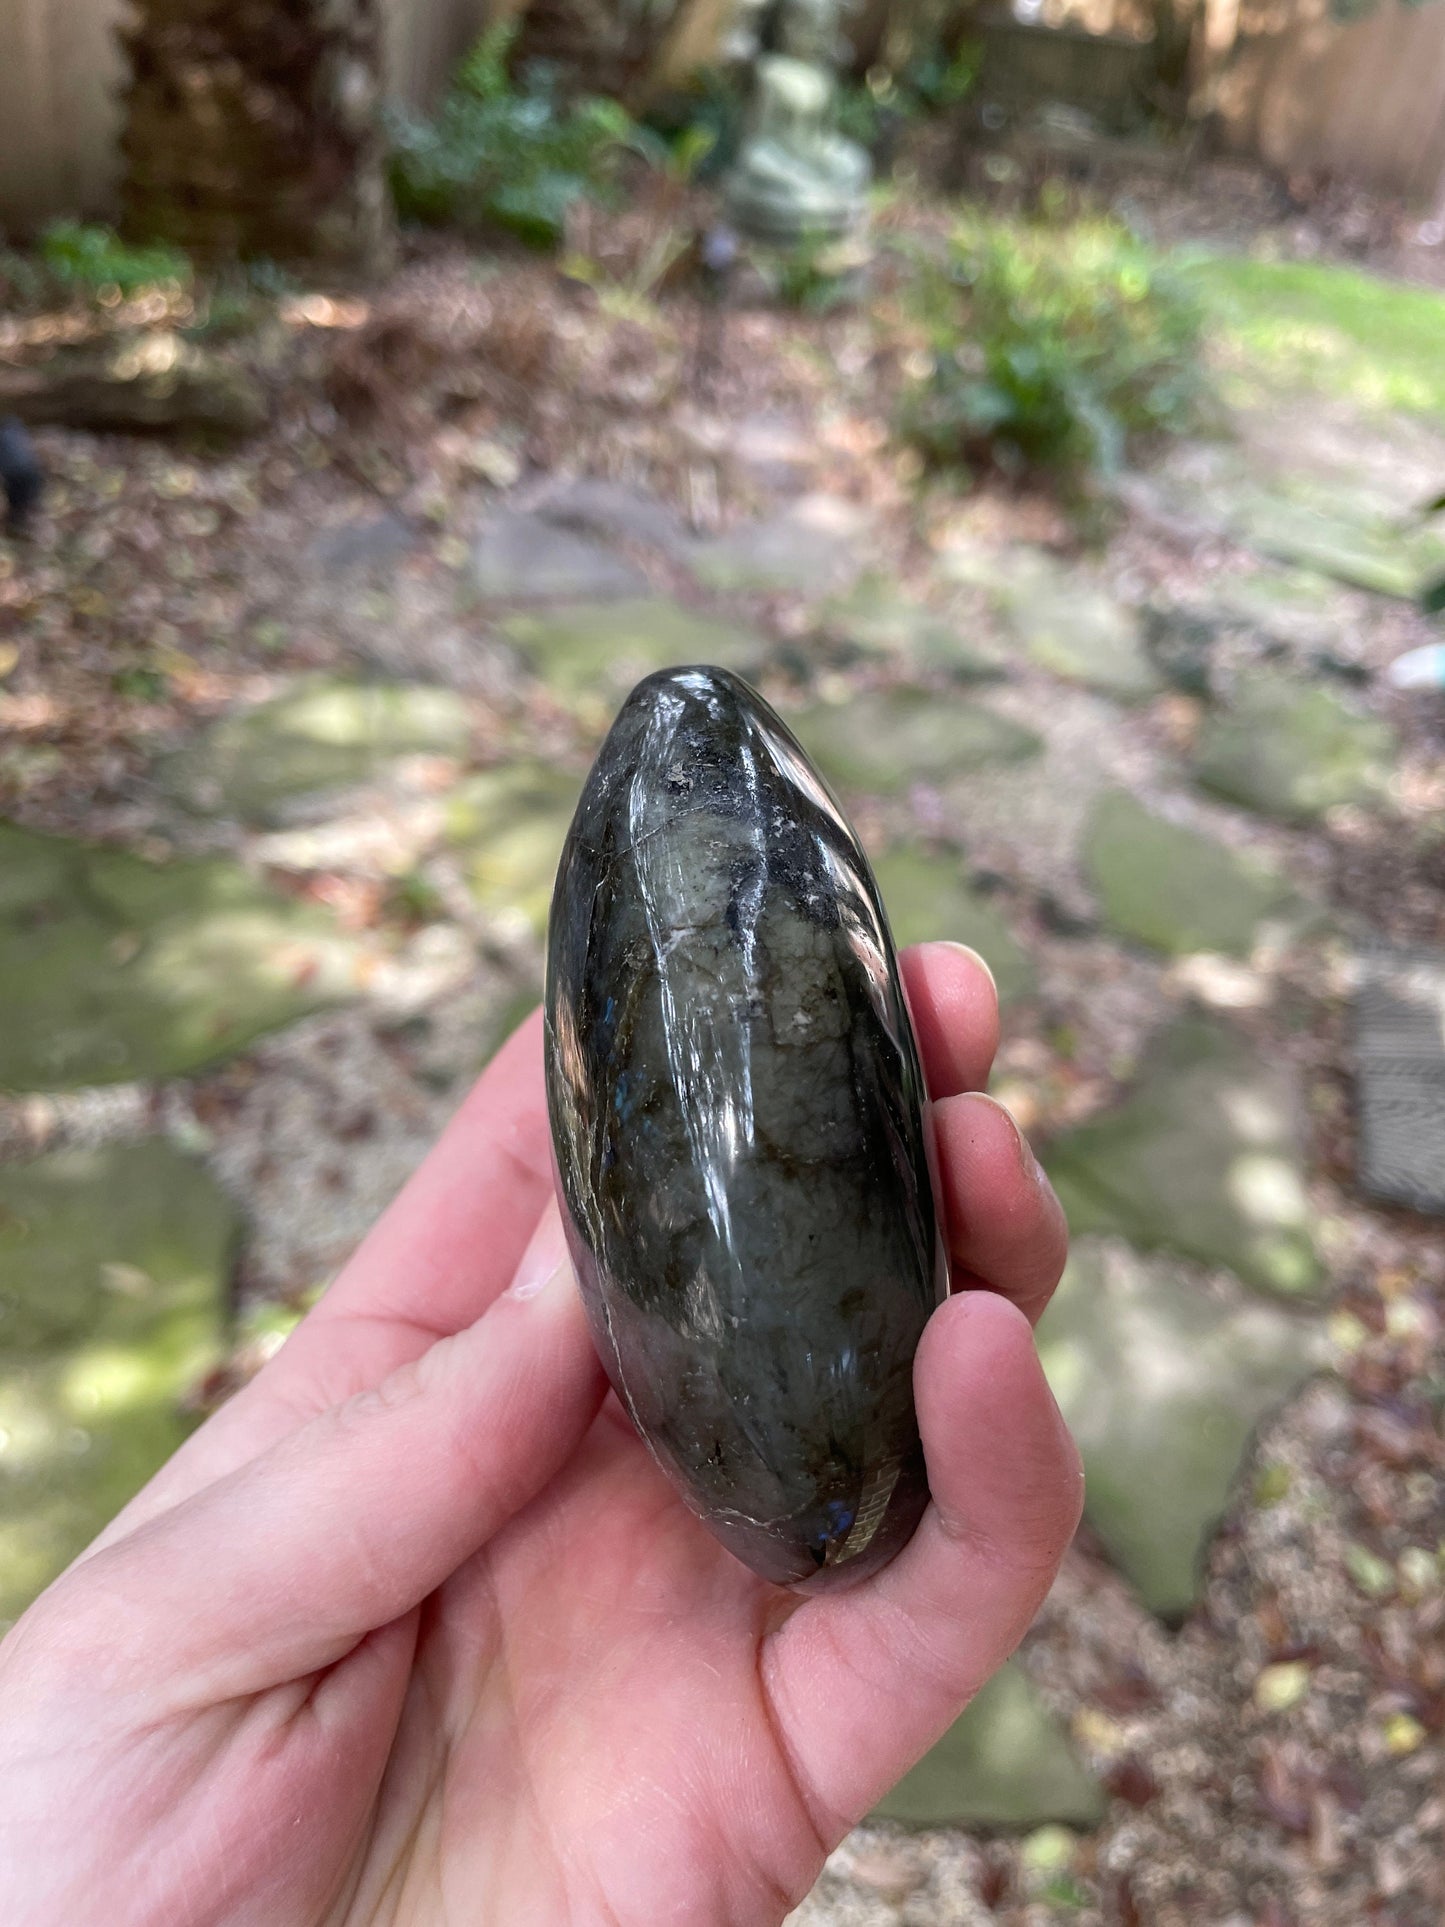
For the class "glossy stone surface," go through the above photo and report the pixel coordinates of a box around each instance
[546,667,946,1589]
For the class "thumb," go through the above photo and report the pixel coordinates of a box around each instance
[63,1205,606,1702]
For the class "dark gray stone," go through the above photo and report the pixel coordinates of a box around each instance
[308,512,418,579]
[534,477,694,560]
[546,667,945,1590]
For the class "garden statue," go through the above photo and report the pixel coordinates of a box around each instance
[724,0,871,245]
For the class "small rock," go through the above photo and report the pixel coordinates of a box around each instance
[466,438,522,489]
[689,494,874,596]
[470,510,649,602]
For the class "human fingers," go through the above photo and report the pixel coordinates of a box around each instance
[901,941,1066,1324]
[55,1205,606,1701]
[899,941,1000,1099]
[761,1290,1082,1840]
[933,1092,1069,1325]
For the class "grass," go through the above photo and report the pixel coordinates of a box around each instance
[1188,254,1445,419]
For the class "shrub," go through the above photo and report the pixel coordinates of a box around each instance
[835,39,978,159]
[38,221,192,298]
[388,25,636,249]
[899,216,1207,483]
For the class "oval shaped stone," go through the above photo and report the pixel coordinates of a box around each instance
[545,667,947,1589]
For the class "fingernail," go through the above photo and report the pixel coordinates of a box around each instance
[507,1205,572,1300]
[936,940,996,995]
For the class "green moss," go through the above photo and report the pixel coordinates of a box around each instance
[1039,1241,1326,1618]
[0,1141,235,1622]
[874,1664,1104,1828]
[1045,1015,1323,1299]
[445,763,582,937]
[1083,791,1315,957]
[870,845,1035,1004]
[788,688,1042,796]
[0,823,359,1092]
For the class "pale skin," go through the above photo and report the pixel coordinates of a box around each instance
[0,944,1081,1927]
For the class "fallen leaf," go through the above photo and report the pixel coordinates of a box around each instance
[1258,1741,1314,1835]
[1104,1756,1160,1808]
[1255,1661,1312,1713]
[1382,1712,1426,1756]
[1346,1543,1396,1599]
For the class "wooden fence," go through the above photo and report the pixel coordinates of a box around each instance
[3,0,1445,234]
[1210,0,1445,205]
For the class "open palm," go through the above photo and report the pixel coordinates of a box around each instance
[0,945,1079,1927]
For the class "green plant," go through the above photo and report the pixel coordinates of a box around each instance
[836,37,979,151]
[111,665,170,702]
[383,868,448,929]
[899,216,1207,484]
[388,24,636,249]
[38,221,192,298]
[772,232,864,312]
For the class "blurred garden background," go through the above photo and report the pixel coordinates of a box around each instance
[1,0,1443,1920]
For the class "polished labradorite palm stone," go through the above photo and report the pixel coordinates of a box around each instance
[545,666,946,1590]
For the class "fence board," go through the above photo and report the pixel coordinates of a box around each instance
[0,0,492,235]
[1215,0,1445,203]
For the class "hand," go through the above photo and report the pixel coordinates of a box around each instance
[0,944,1079,1927]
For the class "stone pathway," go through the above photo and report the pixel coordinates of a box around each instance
[2,270,1442,1921]
[0,821,364,1091]
[0,1140,236,1620]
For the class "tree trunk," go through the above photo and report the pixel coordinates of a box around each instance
[120,0,394,273]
